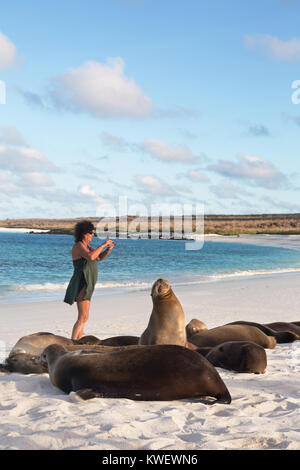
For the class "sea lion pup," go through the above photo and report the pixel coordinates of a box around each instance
[41,344,232,403]
[139,279,187,347]
[188,324,276,349]
[226,321,297,343]
[9,332,74,356]
[203,341,267,374]
[186,319,208,340]
[264,322,300,340]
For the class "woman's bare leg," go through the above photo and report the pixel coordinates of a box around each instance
[71,286,90,340]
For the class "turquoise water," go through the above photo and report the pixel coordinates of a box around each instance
[1,232,300,304]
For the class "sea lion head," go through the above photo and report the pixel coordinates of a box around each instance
[40,344,67,369]
[186,319,208,339]
[151,279,171,298]
[5,352,47,374]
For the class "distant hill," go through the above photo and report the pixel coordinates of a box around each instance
[1,214,300,236]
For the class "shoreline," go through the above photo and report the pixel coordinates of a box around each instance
[2,267,300,306]
[1,232,300,306]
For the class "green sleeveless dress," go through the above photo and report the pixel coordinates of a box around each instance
[64,258,98,305]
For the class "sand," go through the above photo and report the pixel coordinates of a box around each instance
[1,266,300,450]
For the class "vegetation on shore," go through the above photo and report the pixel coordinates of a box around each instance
[1,214,300,236]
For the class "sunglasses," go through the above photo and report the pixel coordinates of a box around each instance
[88,230,95,235]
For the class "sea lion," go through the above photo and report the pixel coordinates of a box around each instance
[226,321,297,343]
[75,335,140,346]
[100,336,140,346]
[186,319,208,339]
[204,341,267,374]
[0,352,46,374]
[139,279,187,347]
[74,335,102,345]
[264,322,300,340]
[189,324,276,349]
[41,343,232,403]
[0,341,143,375]
[9,332,74,356]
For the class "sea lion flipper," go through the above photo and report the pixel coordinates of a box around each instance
[216,391,232,404]
[70,388,102,401]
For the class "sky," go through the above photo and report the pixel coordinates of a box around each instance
[0,0,300,218]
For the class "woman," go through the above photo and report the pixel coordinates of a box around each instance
[64,220,115,340]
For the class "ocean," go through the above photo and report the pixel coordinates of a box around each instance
[1,231,300,304]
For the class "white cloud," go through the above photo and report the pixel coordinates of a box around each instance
[141,138,196,163]
[0,126,26,146]
[245,34,300,61]
[0,32,18,69]
[101,132,134,151]
[0,144,57,173]
[208,154,288,190]
[0,169,19,194]
[0,129,60,199]
[51,58,153,118]
[186,169,209,182]
[21,172,54,187]
[78,184,110,205]
[135,175,176,195]
[210,179,252,199]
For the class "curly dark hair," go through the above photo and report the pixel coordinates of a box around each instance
[74,220,95,242]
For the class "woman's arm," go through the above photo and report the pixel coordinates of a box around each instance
[76,240,114,261]
[98,245,114,261]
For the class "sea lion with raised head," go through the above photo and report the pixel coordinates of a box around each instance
[41,343,232,403]
[203,341,267,374]
[189,324,276,349]
[139,279,187,347]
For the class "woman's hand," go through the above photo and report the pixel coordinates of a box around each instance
[102,239,115,248]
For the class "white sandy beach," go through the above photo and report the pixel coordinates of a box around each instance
[1,266,300,450]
